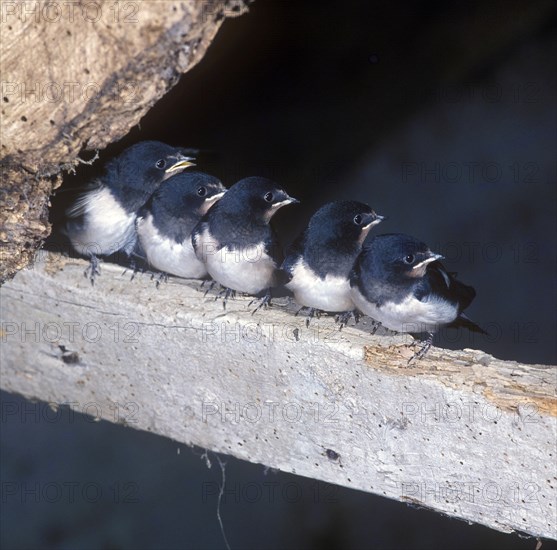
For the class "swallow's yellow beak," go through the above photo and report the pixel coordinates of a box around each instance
[411,253,443,276]
[206,191,226,204]
[165,155,196,175]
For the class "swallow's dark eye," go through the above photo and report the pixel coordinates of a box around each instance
[353,214,363,225]
[197,186,207,197]
[404,254,415,264]
[264,191,274,202]
[156,159,166,169]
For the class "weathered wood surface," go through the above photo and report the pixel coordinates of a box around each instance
[0,252,555,539]
[0,0,249,282]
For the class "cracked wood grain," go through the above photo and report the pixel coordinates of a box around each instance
[0,0,249,282]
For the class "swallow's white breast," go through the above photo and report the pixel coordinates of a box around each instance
[68,187,136,257]
[286,257,354,312]
[137,213,207,278]
[194,227,276,294]
[350,286,458,333]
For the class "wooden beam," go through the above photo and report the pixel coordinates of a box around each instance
[1,252,555,539]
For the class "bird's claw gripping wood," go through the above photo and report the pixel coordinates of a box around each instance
[407,332,434,364]
[217,287,236,309]
[370,319,381,335]
[84,254,101,286]
[152,272,169,289]
[335,310,361,330]
[202,280,218,297]
[249,290,273,315]
[123,259,144,282]
[294,307,321,328]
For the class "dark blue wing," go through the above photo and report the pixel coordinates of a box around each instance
[416,261,486,333]
[416,261,475,311]
[191,217,208,258]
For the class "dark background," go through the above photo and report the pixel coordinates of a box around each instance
[4,0,557,548]
[50,0,557,365]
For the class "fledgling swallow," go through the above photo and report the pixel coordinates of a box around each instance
[136,171,226,280]
[350,233,485,362]
[65,141,195,283]
[282,201,384,327]
[192,176,298,311]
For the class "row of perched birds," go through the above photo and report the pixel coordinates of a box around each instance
[63,141,484,361]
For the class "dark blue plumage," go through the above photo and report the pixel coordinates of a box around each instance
[282,201,384,326]
[350,233,484,361]
[136,171,226,279]
[65,141,195,283]
[192,176,298,309]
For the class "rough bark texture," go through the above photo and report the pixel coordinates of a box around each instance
[1,253,556,539]
[0,0,249,282]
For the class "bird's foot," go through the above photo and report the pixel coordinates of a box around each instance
[335,310,361,330]
[296,307,320,328]
[370,319,381,335]
[151,271,169,289]
[407,332,434,365]
[203,280,218,297]
[217,287,236,309]
[123,259,143,281]
[249,290,272,315]
[84,255,101,286]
